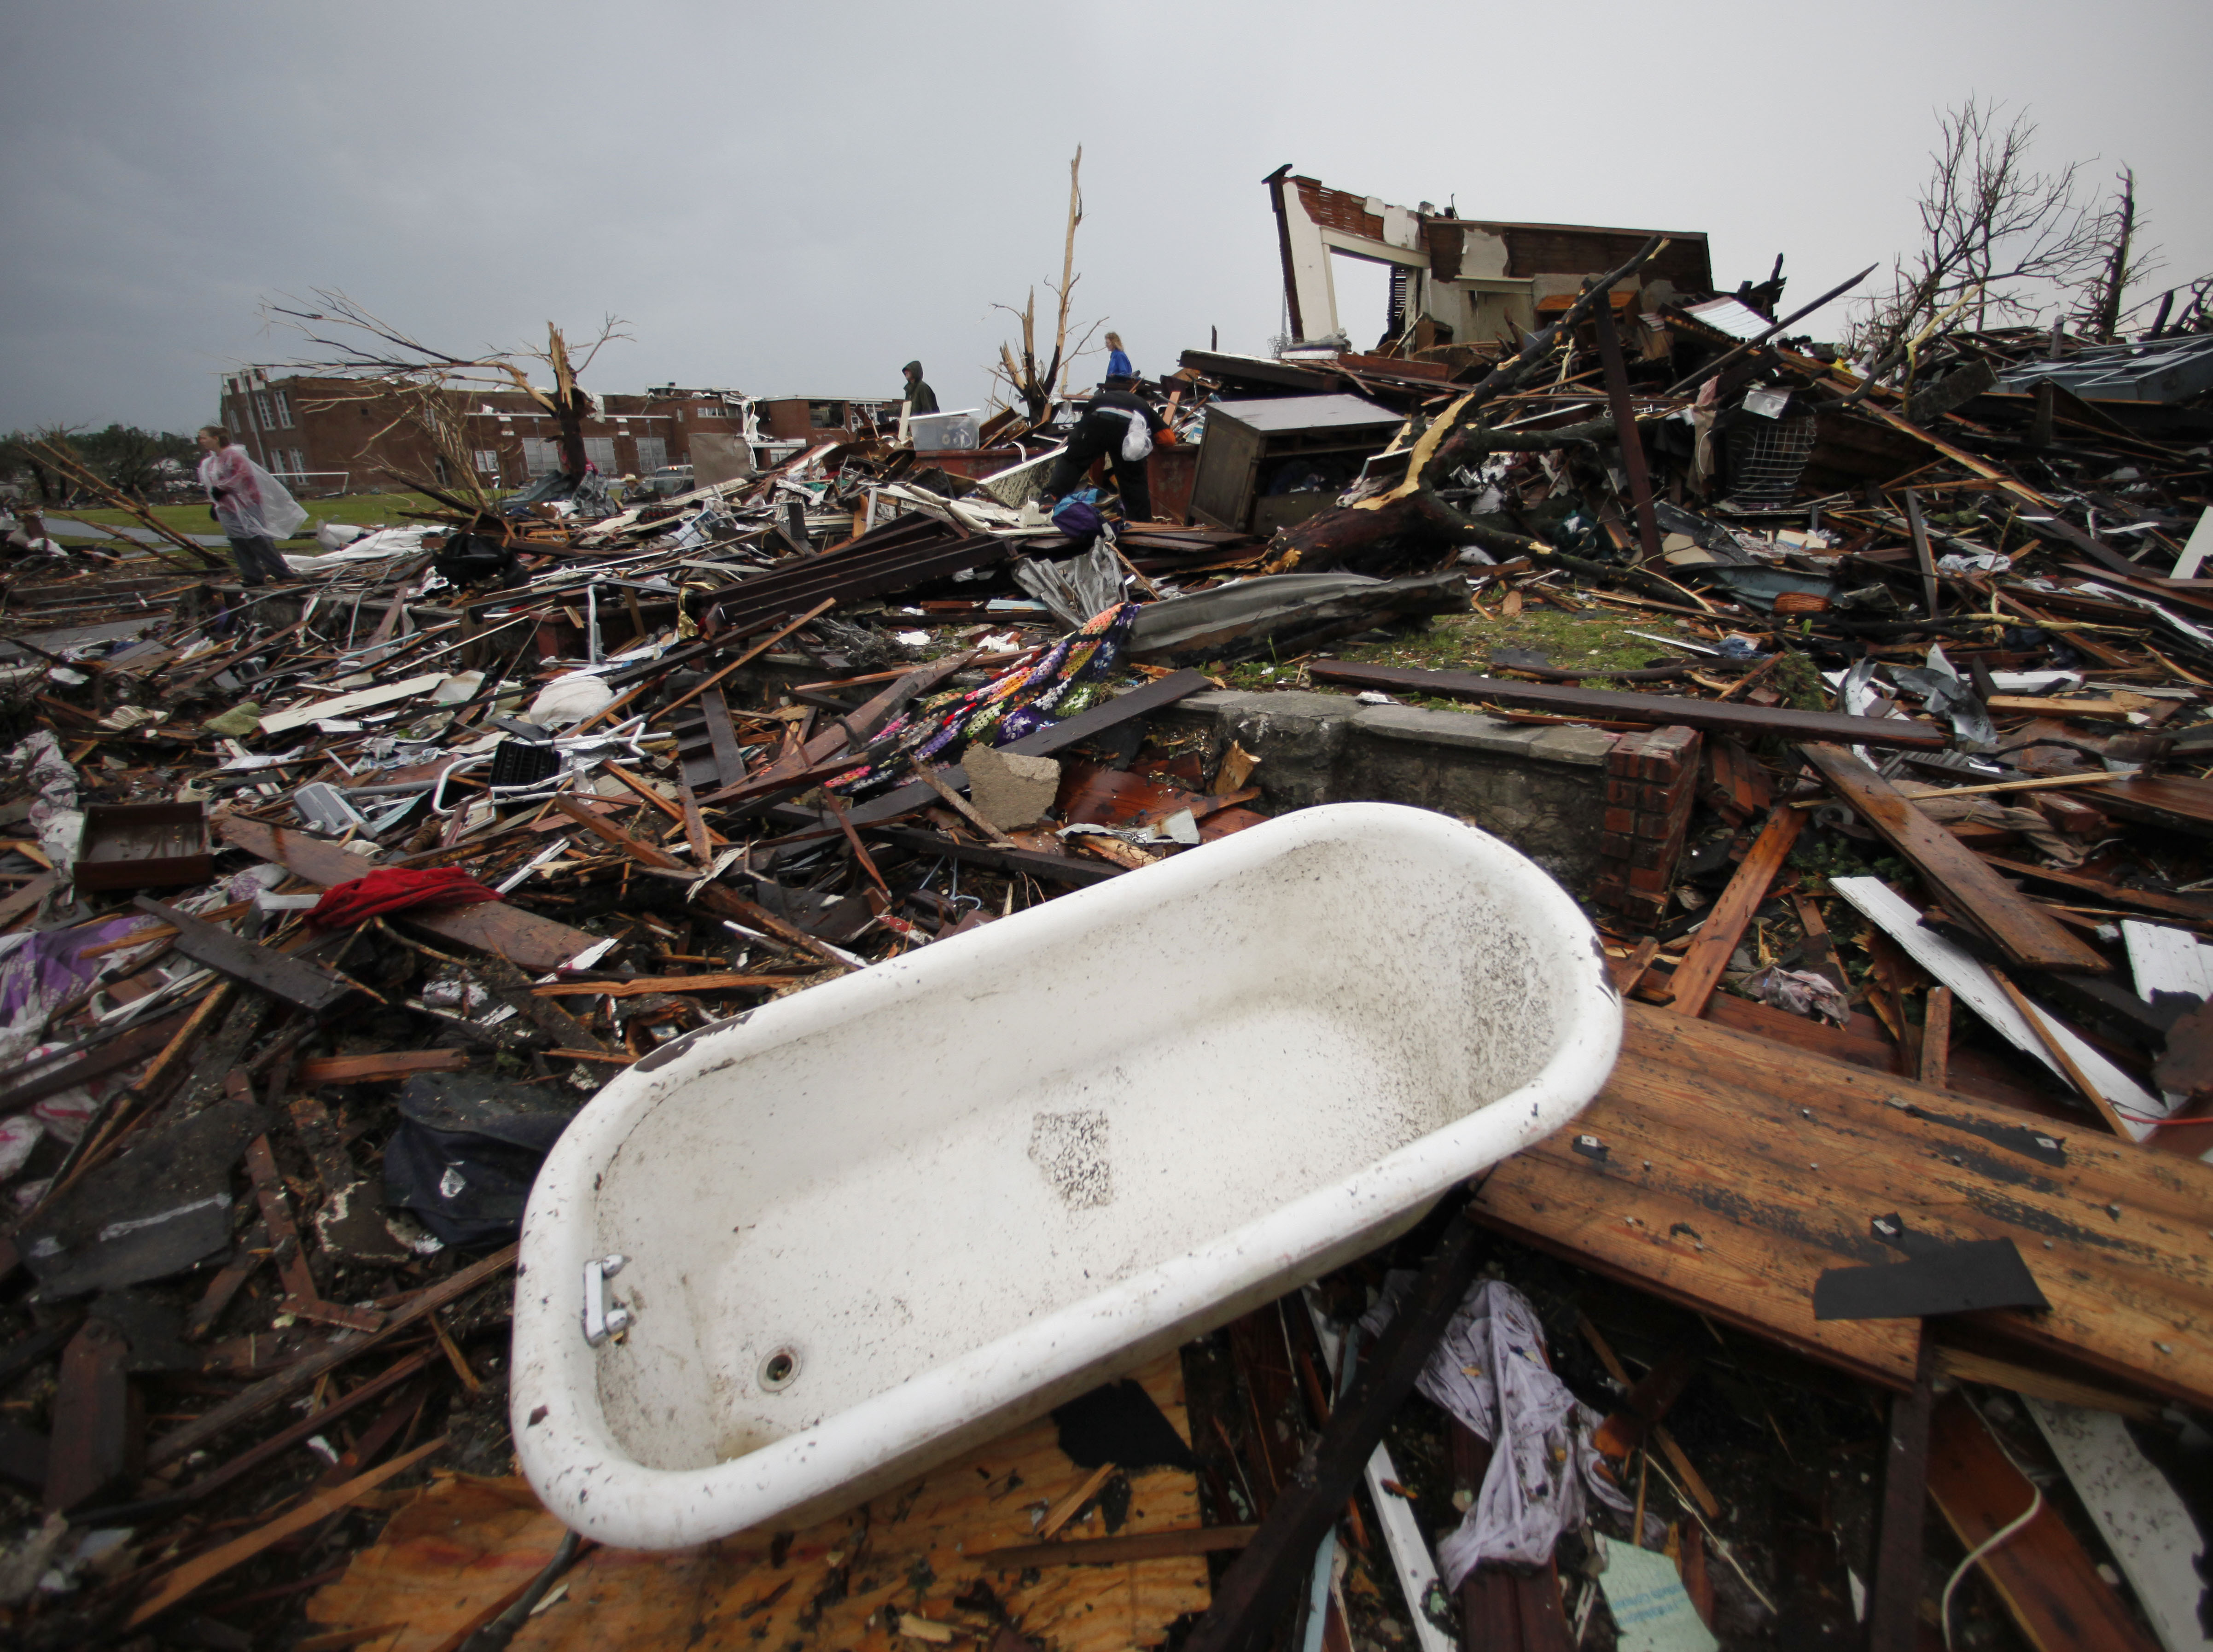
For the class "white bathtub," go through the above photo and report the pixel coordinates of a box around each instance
[511,802,1621,1549]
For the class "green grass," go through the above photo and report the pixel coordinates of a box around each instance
[49,492,444,543]
[1354,608,1691,675]
[1218,607,1705,696]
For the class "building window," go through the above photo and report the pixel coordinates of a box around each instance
[227,407,242,434]
[583,436,617,473]
[273,390,294,428]
[291,448,308,476]
[254,394,274,428]
[473,449,501,475]
[520,437,562,476]
[694,404,726,417]
[634,436,666,473]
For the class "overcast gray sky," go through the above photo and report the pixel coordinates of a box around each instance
[5,0,2208,434]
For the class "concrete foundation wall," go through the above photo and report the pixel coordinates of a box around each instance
[1152,690,1613,890]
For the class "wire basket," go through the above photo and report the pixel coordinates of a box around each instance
[1726,414,1817,506]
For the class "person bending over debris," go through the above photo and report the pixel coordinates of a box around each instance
[901,360,940,417]
[1041,376,1173,523]
[196,425,306,587]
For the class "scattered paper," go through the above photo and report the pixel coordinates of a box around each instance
[1596,1536,1718,1652]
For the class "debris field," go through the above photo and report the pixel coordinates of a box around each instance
[0,225,2209,1652]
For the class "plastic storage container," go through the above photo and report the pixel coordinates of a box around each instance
[907,409,980,451]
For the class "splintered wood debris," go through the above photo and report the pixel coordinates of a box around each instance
[1,228,2209,1652]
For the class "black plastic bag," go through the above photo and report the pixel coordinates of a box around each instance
[432,532,518,588]
[382,1071,579,1247]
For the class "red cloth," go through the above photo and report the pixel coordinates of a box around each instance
[309,866,504,928]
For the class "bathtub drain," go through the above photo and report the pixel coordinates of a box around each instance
[759,1347,800,1391]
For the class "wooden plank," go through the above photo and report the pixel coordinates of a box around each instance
[1007,669,1219,756]
[861,822,1124,887]
[1473,1004,2213,1408]
[546,794,686,870]
[1931,1346,2161,1420]
[1983,694,2168,721]
[1185,1214,1486,1652]
[43,1319,134,1511]
[2120,918,2213,999]
[1608,937,1660,995]
[0,870,57,930]
[1862,402,2057,510]
[1988,968,2134,1137]
[1829,876,2166,1142]
[1300,1306,1446,1652]
[1576,1318,1718,1518]
[700,687,746,789]
[678,780,710,864]
[598,762,685,825]
[973,1526,1255,1567]
[185,1220,267,1340]
[1450,1423,1572,1652]
[1800,744,2108,973]
[215,816,595,973]
[1903,489,1940,620]
[1925,1394,2161,1652]
[2025,1396,2213,1652]
[127,1437,449,1627]
[260,674,449,737]
[533,974,781,997]
[1700,984,1896,1070]
[296,1049,469,1085]
[0,1011,188,1118]
[303,1353,1208,1652]
[2082,773,2213,838]
[1224,1305,1302,1501]
[1864,1343,1934,1652]
[1661,807,1803,1016]
[1920,986,1953,1088]
[1307,662,1950,749]
[134,896,351,1011]
[245,1134,323,1307]
[147,1244,516,1469]
[158,1350,440,1512]
[1980,855,2213,925]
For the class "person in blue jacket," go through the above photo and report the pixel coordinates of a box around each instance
[1104,332,1134,381]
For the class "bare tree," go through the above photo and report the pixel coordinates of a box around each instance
[260,291,630,504]
[1853,99,2102,367]
[2071,168,2163,341]
[2172,274,2213,336]
[987,149,1102,425]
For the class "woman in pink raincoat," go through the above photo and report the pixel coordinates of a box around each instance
[196,426,306,587]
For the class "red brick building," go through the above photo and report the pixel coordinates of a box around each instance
[213,374,901,493]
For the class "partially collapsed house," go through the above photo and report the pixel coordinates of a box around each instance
[1266,167,1721,351]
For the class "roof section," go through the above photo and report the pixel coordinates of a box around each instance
[1283,174,1713,292]
[1211,394,1403,434]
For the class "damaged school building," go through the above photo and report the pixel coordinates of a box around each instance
[216,372,903,494]
[1,159,2210,1652]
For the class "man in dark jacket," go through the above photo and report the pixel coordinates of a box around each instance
[901,361,940,417]
[1041,377,1174,522]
